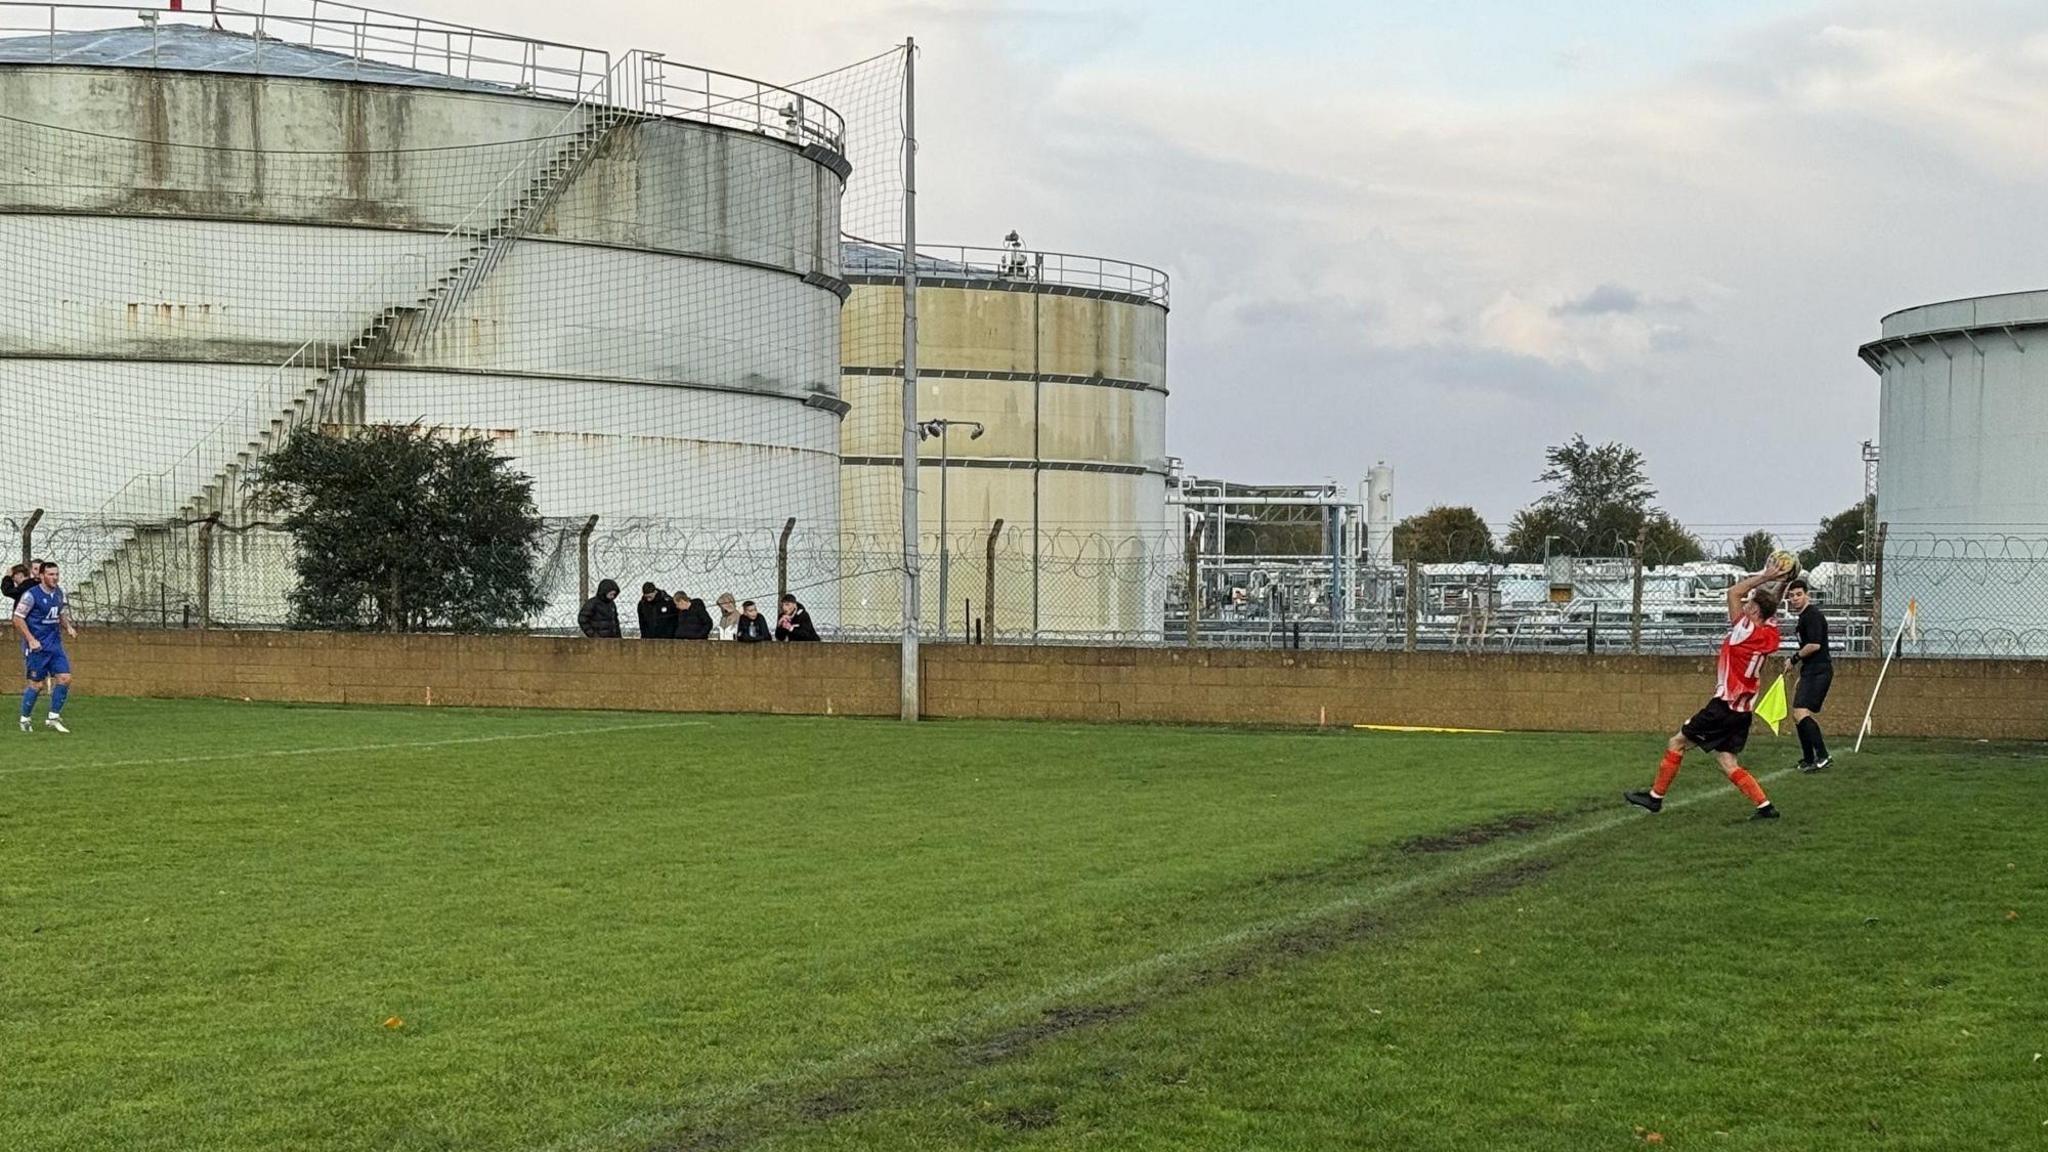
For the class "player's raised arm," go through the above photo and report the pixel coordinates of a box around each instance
[1724,557,1788,622]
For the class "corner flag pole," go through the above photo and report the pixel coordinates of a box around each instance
[1854,598,1916,752]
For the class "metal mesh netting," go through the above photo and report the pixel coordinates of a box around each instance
[23,506,2048,657]
[788,47,914,640]
[0,7,891,631]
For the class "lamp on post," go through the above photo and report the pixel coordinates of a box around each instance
[918,418,985,641]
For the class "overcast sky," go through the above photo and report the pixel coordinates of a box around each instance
[425,0,2047,537]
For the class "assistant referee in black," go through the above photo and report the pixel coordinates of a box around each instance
[1784,578,1831,771]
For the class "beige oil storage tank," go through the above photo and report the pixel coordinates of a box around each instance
[838,238,1171,641]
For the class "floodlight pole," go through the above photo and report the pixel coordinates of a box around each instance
[898,36,921,722]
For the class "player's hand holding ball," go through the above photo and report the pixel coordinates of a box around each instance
[1762,549,1800,597]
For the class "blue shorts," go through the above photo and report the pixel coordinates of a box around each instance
[24,648,70,682]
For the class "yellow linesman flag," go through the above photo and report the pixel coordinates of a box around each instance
[1755,674,1789,736]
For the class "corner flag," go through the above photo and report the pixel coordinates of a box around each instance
[1755,674,1788,736]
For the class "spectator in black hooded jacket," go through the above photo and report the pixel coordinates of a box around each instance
[637,583,678,639]
[674,590,714,640]
[578,578,622,638]
[774,593,820,642]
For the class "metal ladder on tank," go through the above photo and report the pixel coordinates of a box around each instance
[75,103,639,618]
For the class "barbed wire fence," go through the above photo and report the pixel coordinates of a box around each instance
[14,507,2048,657]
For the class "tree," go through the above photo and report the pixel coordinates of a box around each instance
[1501,505,1569,563]
[1392,506,1496,564]
[1722,529,1777,571]
[1799,501,1869,569]
[1502,434,1701,562]
[253,424,547,631]
[1642,513,1707,565]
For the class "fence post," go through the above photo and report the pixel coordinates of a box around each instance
[1183,527,1200,646]
[195,513,219,630]
[984,518,1002,643]
[777,517,795,598]
[577,514,599,605]
[1630,525,1646,654]
[20,507,42,567]
[1868,520,1888,657]
[1404,558,1419,652]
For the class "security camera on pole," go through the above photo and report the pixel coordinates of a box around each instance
[918,418,985,641]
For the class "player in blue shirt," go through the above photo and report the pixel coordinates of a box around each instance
[14,561,76,733]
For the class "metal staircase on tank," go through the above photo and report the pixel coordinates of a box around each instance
[77,104,638,620]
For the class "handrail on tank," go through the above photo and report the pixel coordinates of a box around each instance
[844,239,1172,307]
[0,1,847,150]
[616,48,844,155]
[0,1,612,99]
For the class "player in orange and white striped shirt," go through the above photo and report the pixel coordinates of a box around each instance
[1626,557,1792,820]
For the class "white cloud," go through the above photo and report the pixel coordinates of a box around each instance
[398,0,2048,528]
[995,0,2048,525]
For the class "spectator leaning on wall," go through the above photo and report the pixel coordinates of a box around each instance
[775,593,819,642]
[637,583,677,640]
[675,590,714,640]
[2,562,34,603]
[735,599,772,642]
[578,579,622,638]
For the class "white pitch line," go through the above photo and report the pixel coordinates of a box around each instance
[0,720,711,777]
[544,766,1800,1152]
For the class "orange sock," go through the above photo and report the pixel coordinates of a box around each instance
[1728,767,1769,807]
[1652,750,1682,796]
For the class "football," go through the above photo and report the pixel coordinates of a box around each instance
[1768,549,1801,582]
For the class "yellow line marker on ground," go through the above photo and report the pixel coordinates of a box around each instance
[1353,724,1506,734]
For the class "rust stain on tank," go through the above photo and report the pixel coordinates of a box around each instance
[343,87,370,207]
[138,72,171,187]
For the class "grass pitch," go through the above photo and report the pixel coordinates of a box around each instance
[2,698,2042,1151]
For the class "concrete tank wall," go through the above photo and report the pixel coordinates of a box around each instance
[0,68,840,275]
[0,59,847,629]
[1864,289,2048,655]
[837,270,1172,640]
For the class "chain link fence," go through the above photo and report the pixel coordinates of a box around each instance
[9,510,2043,658]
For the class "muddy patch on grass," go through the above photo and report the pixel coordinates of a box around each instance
[963,1002,1141,1067]
[650,1129,739,1152]
[992,1101,1060,1131]
[642,832,1572,1150]
[1398,812,1556,854]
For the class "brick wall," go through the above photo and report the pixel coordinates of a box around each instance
[84,629,899,717]
[922,646,2048,739]
[66,630,2048,740]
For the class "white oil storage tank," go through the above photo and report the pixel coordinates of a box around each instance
[1860,289,2048,655]
[0,8,850,629]
[837,238,1172,641]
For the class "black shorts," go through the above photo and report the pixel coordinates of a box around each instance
[1682,697,1754,755]
[1793,663,1832,713]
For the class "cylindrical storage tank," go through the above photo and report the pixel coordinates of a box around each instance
[1364,463,1395,570]
[0,20,848,629]
[838,242,1171,641]
[1861,290,2048,655]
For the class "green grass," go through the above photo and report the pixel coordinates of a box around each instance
[2,697,2041,1151]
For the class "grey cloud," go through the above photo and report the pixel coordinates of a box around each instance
[1553,283,1642,316]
